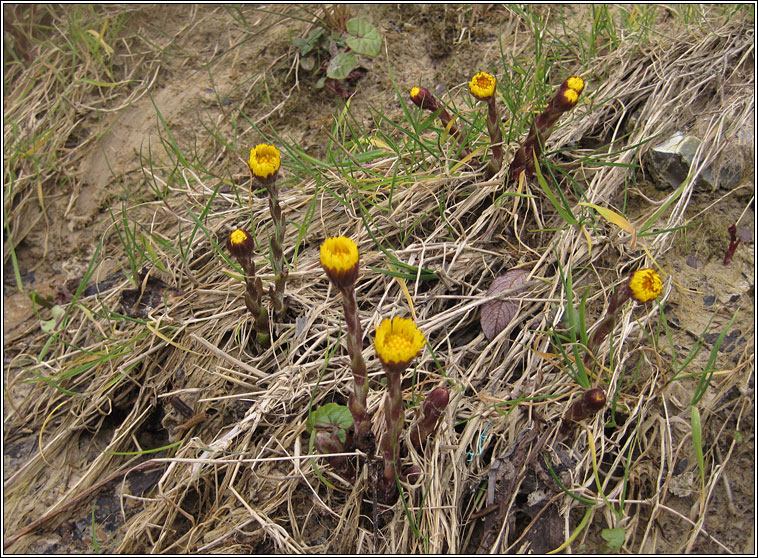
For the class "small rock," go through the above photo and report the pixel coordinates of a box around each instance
[703,332,719,344]
[645,132,747,191]
[686,255,699,268]
[703,294,715,306]
[737,228,753,243]
[646,132,701,190]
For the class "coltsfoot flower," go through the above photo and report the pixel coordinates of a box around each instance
[553,76,584,111]
[554,87,579,112]
[226,228,269,345]
[410,85,441,111]
[320,236,360,290]
[375,317,426,372]
[248,143,281,182]
[509,74,585,181]
[561,387,607,434]
[469,71,496,100]
[566,75,585,95]
[628,268,663,303]
[227,228,255,260]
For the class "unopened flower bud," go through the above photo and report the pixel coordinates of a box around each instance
[410,85,442,111]
[227,229,255,260]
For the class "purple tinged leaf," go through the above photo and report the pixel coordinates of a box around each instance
[480,269,529,341]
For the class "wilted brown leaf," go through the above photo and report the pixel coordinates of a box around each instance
[480,269,529,341]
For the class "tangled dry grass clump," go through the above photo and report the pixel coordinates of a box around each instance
[3,5,754,554]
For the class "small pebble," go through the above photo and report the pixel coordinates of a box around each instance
[703,332,719,344]
[686,255,698,268]
[703,295,715,306]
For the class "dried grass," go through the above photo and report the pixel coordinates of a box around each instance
[3,6,753,554]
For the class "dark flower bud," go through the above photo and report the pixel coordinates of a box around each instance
[561,388,606,434]
[227,229,255,260]
[410,85,442,112]
[409,386,450,451]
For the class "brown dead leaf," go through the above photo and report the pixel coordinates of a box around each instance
[480,269,529,341]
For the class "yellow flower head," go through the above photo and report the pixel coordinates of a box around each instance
[562,88,579,106]
[628,268,663,303]
[410,86,421,99]
[469,72,496,100]
[227,228,255,260]
[320,236,360,290]
[375,317,426,372]
[248,144,281,181]
[553,87,579,111]
[566,75,585,94]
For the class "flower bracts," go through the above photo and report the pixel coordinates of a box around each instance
[469,72,502,178]
[375,317,425,501]
[509,75,585,181]
[320,236,371,450]
[410,85,472,161]
[227,228,270,345]
[248,144,288,314]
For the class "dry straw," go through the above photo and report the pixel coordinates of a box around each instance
[3,6,753,555]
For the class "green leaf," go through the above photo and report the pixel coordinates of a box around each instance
[299,55,315,71]
[326,51,358,80]
[533,150,578,225]
[30,290,54,310]
[293,28,325,56]
[40,305,66,334]
[601,527,625,550]
[334,428,346,444]
[691,405,704,481]
[345,18,382,56]
[306,402,353,434]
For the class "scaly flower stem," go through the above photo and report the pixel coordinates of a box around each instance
[509,109,563,180]
[583,284,630,370]
[439,109,472,161]
[263,180,288,314]
[410,85,472,161]
[239,258,270,346]
[339,285,371,451]
[409,386,449,451]
[380,368,404,500]
[485,96,503,178]
[509,76,584,181]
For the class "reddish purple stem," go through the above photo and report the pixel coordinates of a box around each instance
[723,224,740,265]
